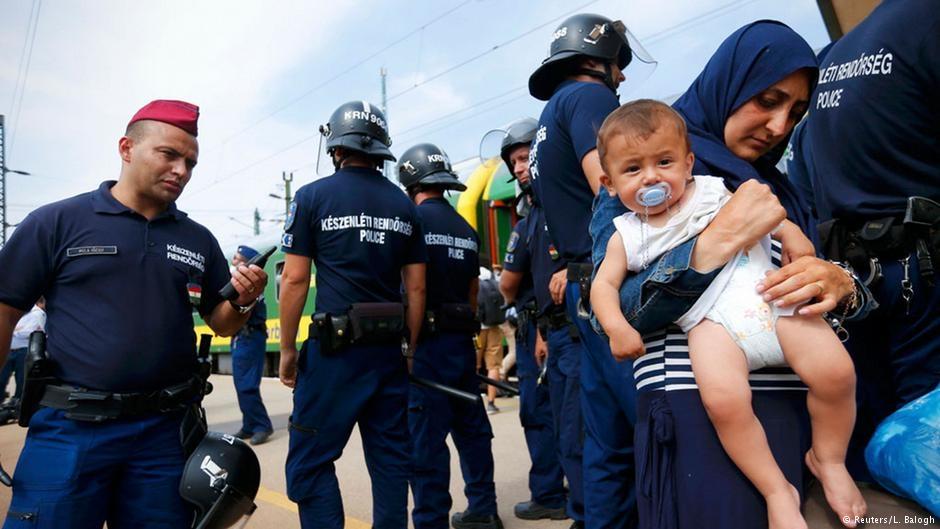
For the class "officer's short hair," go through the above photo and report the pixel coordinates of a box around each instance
[125,120,157,142]
[597,99,690,173]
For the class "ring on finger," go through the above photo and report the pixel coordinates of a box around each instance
[812,281,824,296]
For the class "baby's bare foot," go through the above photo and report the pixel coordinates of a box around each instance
[766,484,807,529]
[805,448,868,528]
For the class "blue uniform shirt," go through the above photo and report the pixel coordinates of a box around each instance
[0,181,230,392]
[502,215,535,308]
[530,80,619,263]
[416,197,479,308]
[281,167,427,314]
[237,296,268,337]
[526,205,565,316]
[807,0,940,222]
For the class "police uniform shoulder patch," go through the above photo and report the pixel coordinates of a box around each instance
[285,201,298,231]
[281,232,294,248]
[506,231,520,253]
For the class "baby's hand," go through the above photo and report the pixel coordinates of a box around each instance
[773,220,815,266]
[609,325,646,361]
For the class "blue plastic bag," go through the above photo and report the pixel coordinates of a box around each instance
[865,384,940,516]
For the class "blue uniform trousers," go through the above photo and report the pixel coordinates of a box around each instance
[231,330,273,435]
[844,254,940,480]
[516,320,566,509]
[4,407,192,529]
[565,281,638,529]
[286,339,411,529]
[546,326,585,522]
[409,332,497,529]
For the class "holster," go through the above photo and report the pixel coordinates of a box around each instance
[18,331,55,427]
[426,303,480,335]
[313,303,404,354]
[536,306,580,342]
[567,262,594,318]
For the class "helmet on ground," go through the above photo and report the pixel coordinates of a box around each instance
[499,117,539,178]
[180,432,262,529]
[529,13,632,101]
[397,143,466,191]
[319,100,395,162]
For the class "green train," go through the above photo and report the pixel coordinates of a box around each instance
[194,157,519,375]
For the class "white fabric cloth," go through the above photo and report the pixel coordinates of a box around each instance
[613,174,793,370]
[11,306,46,349]
[614,175,732,272]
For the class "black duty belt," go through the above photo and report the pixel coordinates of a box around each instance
[537,306,571,330]
[425,303,480,335]
[311,302,405,355]
[40,377,202,422]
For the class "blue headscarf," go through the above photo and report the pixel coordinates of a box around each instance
[672,19,818,233]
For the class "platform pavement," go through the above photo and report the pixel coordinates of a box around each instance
[0,375,933,528]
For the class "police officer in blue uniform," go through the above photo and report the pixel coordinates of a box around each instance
[801,0,940,480]
[0,99,269,528]
[230,245,274,445]
[496,119,569,522]
[528,13,638,528]
[278,101,427,529]
[397,143,502,529]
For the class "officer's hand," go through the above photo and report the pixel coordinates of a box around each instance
[549,269,567,305]
[230,264,269,306]
[757,256,855,316]
[609,325,645,362]
[279,348,298,388]
[534,332,549,367]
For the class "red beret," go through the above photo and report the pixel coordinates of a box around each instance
[127,99,200,137]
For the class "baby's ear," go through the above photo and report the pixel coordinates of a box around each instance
[599,174,616,196]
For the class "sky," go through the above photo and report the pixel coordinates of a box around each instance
[0,0,831,251]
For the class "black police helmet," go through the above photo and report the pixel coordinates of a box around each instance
[529,13,632,101]
[397,143,466,192]
[499,117,538,178]
[320,100,395,162]
[180,432,261,529]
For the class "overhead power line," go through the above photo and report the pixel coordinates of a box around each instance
[220,0,474,145]
[197,0,766,194]
[387,0,601,102]
[10,0,43,152]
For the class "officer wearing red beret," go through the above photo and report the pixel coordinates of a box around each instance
[0,99,268,527]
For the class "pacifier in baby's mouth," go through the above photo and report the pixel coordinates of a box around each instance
[635,182,672,208]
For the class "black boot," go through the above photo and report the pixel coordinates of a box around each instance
[451,510,504,529]
[513,500,568,520]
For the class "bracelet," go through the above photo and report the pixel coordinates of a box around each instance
[828,262,861,342]
[229,298,258,314]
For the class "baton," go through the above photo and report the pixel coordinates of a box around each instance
[410,375,481,404]
[474,373,520,396]
[0,462,11,487]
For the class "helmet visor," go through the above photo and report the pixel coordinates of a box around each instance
[478,128,507,166]
[614,20,658,97]
[194,486,257,529]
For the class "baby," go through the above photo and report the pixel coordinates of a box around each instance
[591,99,866,529]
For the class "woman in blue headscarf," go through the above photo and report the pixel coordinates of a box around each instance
[588,20,871,529]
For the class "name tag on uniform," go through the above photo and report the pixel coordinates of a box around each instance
[66,246,118,257]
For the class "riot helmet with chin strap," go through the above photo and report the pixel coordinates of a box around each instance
[499,118,539,185]
[529,13,632,101]
[397,143,467,194]
[319,100,395,169]
[179,432,262,529]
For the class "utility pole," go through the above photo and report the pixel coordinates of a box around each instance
[282,171,293,218]
[1,115,33,247]
[0,115,6,248]
[380,68,392,179]
[253,208,261,236]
